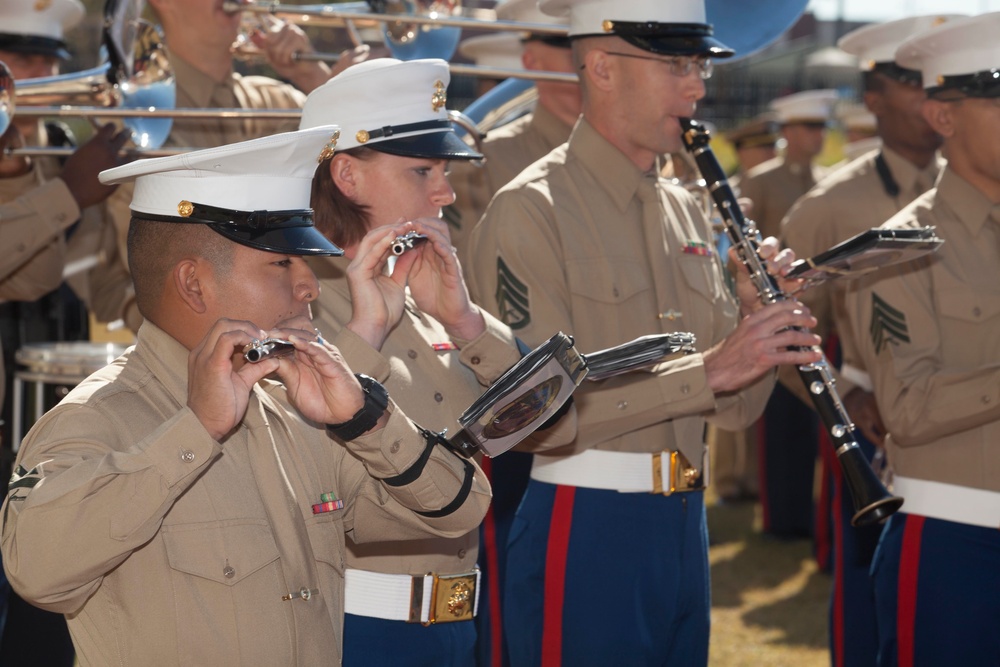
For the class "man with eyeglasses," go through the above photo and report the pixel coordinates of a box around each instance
[842,11,1000,664]
[779,16,955,667]
[466,0,823,664]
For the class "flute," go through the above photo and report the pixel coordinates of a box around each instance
[243,337,295,363]
[391,231,428,256]
[679,117,903,527]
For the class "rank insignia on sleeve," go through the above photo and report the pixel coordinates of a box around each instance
[870,292,910,353]
[8,464,42,495]
[496,256,531,330]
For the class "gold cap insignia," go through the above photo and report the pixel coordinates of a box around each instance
[431,80,447,112]
[318,129,340,163]
[602,19,614,33]
[937,75,945,86]
[177,200,194,217]
[933,16,947,26]
[34,0,52,11]
[356,129,370,144]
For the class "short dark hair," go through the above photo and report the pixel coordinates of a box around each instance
[127,217,233,319]
[310,147,378,248]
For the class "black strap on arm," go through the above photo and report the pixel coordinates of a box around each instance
[874,151,900,198]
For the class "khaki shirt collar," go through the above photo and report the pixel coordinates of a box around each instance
[936,166,995,237]
[168,49,236,109]
[530,104,575,152]
[567,117,647,212]
[134,320,192,407]
[881,145,943,195]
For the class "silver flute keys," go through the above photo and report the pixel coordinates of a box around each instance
[243,337,295,363]
[391,231,428,256]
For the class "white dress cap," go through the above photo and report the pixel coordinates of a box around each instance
[838,14,964,70]
[100,126,345,256]
[300,58,481,160]
[459,33,524,70]
[538,0,732,57]
[895,11,1000,93]
[770,89,839,125]
[836,102,876,133]
[0,0,85,59]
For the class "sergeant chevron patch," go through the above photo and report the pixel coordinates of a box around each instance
[496,256,530,329]
[870,292,910,353]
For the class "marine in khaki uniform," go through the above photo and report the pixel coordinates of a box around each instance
[781,15,955,666]
[300,58,544,666]
[1,127,491,666]
[447,0,580,267]
[724,112,779,188]
[844,13,1000,664]
[468,0,823,663]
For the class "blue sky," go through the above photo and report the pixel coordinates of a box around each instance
[807,0,1000,21]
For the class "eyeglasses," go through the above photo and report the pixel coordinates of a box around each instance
[593,51,714,80]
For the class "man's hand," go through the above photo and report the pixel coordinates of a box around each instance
[187,319,284,440]
[730,236,808,316]
[703,300,822,394]
[404,217,485,341]
[843,387,886,447]
[271,327,368,426]
[60,123,130,209]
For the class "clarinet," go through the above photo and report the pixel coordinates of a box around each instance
[680,118,903,527]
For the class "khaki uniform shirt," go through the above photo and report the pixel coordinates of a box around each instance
[447,105,573,267]
[780,147,942,401]
[844,167,1000,490]
[0,166,81,409]
[92,51,307,330]
[739,155,828,241]
[467,118,773,468]
[1,321,489,666]
[310,258,521,575]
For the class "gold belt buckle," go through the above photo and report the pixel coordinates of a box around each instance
[423,571,478,625]
[651,450,705,495]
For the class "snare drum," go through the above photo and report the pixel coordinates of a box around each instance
[12,342,128,451]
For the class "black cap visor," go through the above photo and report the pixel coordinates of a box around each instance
[870,62,923,87]
[929,69,1000,100]
[0,34,71,60]
[370,129,483,161]
[138,203,344,256]
[595,22,734,58]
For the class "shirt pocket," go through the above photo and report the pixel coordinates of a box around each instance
[306,511,346,576]
[935,285,1000,364]
[677,254,722,304]
[162,519,280,586]
[565,258,652,345]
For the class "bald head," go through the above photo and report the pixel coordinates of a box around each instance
[127,219,233,324]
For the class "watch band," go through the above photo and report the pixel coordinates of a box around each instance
[326,374,389,441]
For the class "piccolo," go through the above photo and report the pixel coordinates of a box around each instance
[243,337,295,363]
[679,117,903,528]
[391,232,428,256]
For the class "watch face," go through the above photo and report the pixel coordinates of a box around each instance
[482,375,563,439]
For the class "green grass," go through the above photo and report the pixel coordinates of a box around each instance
[708,500,831,666]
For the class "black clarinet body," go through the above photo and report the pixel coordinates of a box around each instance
[679,117,902,527]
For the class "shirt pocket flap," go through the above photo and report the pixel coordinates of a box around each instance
[163,520,280,586]
[565,258,649,304]
[678,255,719,301]
[937,286,1000,323]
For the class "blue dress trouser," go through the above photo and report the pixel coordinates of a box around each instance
[504,480,710,667]
[342,613,475,667]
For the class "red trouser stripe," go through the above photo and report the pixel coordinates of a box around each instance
[897,515,925,667]
[815,429,835,572]
[541,485,576,667]
[830,437,845,667]
[479,457,504,667]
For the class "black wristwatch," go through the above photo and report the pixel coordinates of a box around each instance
[326,374,389,441]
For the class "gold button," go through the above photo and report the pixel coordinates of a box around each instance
[356,129,370,144]
[177,200,194,217]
